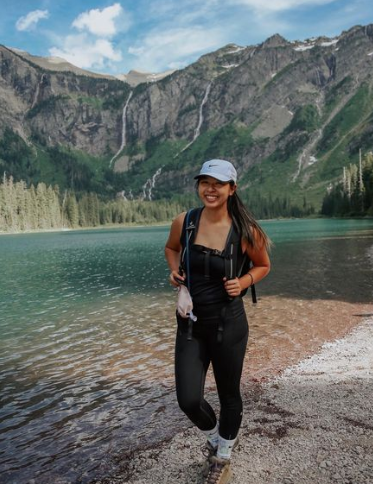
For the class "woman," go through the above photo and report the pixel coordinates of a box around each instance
[165,159,271,484]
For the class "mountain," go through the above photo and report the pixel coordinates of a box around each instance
[7,47,116,80]
[116,69,176,86]
[1,24,373,210]
[8,48,175,86]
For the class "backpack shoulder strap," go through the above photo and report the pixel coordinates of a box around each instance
[224,223,240,281]
[225,223,257,303]
[179,207,203,271]
[179,208,203,342]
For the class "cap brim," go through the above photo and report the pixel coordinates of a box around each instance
[194,172,232,182]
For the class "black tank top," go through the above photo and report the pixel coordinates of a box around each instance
[189,243,230,307]
[180,207,251,310]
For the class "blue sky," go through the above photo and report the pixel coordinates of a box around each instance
[1,0,373,75]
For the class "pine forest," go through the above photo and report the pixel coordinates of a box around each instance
[0,175,185,233]
[321,150,373,216]
[1,150,372,233]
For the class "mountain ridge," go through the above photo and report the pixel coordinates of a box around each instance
[6,46,177,86]
[1,23,373,211]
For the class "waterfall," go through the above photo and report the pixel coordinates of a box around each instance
[194,82,212,142]
[292,128,322,181]
[314,68,322,86]
[109,91,133,168]
[116,189,135,201]
[31,74,46,109]
[179,82,212,154]
[142,167,163,201]
[116,190,128,200]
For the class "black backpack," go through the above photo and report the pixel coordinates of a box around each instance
[179,207,257,303]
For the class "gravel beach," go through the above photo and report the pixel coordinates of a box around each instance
[104,318,373,484]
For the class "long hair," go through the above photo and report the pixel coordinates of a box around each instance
[227,187,271,251]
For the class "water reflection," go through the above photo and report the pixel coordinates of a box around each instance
[262,235,373,303]
[0,220,372,483]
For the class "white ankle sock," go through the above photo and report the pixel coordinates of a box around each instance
[202,423,219,448]
[217,435,237,460]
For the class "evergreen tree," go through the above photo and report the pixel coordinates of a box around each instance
[64,193,79,228]
[49,185,62,228]
[321,150,373,216]
[29,185,38,229]
[36,182,49,229]
[0,175,6,231]
[3,175,17,231]
[15,179,28,231]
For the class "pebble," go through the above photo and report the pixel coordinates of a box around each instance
[102,320,373,484]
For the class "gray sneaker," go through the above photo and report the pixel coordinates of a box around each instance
[204,455,232,484]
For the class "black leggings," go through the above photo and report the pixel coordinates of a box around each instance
[174,298,249,440]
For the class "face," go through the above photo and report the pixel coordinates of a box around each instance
[197,176,236,208]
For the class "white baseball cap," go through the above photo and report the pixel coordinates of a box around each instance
[194,159,237,183]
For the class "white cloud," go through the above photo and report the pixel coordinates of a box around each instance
[46,3,129,71]
[228,0,339,12]
[72,3,129,37]
[146,0,217,20]
[168,60,190,70]
[49,34,122,70]
[128,26,224,72]
[16,10,49,31]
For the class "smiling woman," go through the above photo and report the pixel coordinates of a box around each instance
[198,177,235,212]
[165,159,271,484]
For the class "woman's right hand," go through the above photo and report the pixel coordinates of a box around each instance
[169,270,185,287]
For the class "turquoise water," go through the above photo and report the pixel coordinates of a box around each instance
[0,219,372,483]
[262,218,373,303]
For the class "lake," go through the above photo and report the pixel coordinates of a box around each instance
[0,219,373,483]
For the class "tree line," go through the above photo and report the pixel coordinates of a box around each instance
[0,174,184,233]
[4,165,357,234]
[321,151,373,216]
[241,191,315,220]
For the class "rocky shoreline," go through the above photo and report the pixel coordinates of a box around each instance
[100,318,373,484]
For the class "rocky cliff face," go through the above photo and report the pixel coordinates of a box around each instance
[1,23,373,204]
[0,45,130,156]
[126,26,373,146]
[123,24,373,201]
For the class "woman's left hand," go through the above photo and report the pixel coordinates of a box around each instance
[223,277,242,297]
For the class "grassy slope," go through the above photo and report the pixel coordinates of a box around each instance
[238,85,373,210]
[315,84,373,181]
[2,80,373,211]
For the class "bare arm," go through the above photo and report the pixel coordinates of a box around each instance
[164,212,186,287]
[224,229,271,297]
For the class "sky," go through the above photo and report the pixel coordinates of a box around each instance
[1,0,373,75]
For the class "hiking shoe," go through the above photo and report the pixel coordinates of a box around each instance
[201,441,217,477]
[202,437,239,478]
[204,455,232,484]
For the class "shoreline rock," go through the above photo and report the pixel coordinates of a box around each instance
[98,318,373,484]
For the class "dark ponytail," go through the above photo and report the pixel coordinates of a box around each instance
[227,189,271,251]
